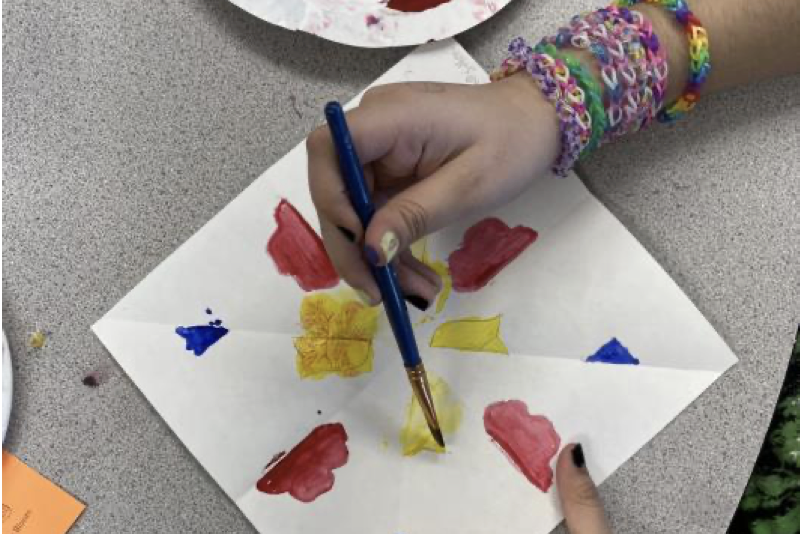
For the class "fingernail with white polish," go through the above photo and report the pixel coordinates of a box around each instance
[380,231,400,263]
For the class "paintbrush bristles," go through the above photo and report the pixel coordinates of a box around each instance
[405,363,445,449]
[431,426,445,449]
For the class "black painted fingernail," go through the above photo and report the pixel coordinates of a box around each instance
[337,226,356,242]
[405,295,430,311]
[365,245,381,266]
[572,443,586,469]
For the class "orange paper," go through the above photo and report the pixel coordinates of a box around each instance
[2,451,85,534]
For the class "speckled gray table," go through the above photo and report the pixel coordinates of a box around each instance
[3,0,799,532]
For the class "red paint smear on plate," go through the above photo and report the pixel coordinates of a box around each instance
[448,218,537,292]
[256,423,349,503]
[386,0,451,12]
[267,199,340,292]
[484,400,560,492]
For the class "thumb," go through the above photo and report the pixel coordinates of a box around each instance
[363,151,483,266]
[556,444,612,534]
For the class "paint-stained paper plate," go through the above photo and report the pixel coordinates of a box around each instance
[228,0,513,47]
[2,330,12,443]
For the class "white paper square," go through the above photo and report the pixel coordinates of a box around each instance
[94,40,736,534]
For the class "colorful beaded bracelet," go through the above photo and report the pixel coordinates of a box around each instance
[592,7,667,130]
[534,42,607,156]
[556,7,668,136]
[615,0,710,122]
[538,6,668,148]
[493,38,593,176]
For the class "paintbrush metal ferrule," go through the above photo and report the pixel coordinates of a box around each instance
[405,363,445,449]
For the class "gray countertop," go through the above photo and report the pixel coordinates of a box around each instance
[3,0,798,532]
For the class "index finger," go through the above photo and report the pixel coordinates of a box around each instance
[306,101,403,242]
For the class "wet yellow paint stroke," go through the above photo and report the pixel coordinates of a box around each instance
[412,238,452,316]
[430,315,509,355]
[399,376,463,456]
[294,293,380,380]
[427,260,452,315]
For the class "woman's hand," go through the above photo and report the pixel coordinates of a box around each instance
[307,74,559,308]
[557,444,613,534]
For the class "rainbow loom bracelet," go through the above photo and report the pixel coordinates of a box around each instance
[542,7,668,140]
[615,0,710,122]
[494,37,593,176]
[534,42,607,157]
[578,7,668,131]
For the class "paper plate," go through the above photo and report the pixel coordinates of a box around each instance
[2,330,12,443]
[229,0,513,47]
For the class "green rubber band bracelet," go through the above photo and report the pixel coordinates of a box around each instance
[535,43,606,157]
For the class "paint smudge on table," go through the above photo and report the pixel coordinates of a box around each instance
[387,0,452,12]
[176,310,229,356]
[256,423,349,503]
[448,217,537,292]
[28,330,46,349]
[586,338,640,365]
[267,199,339,292]
[400,376,462,456]
[484,400,561,492]
[430,315,508,354]
[294,293,379,379]
[82,371,103,388]
[412,238,453,316]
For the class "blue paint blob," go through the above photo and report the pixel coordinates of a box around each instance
[213,319,223,326]
[586,338,640,365]
[205,308,213,314]
[176,324,229,357]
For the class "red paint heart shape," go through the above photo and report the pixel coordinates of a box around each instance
[256,423,349,503]
[267,199,340,292]
[448,218,537,292]
[484,400,561,492]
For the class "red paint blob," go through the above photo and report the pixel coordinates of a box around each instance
[267,199,340,292]
[484,400,561,492]
[386,0,451,12]
[448,218,537,292]
[256,423,349,503]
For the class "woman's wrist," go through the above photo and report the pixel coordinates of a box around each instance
[494,72,561,167]
[493,1,710,173]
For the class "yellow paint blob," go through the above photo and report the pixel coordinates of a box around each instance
[399,376,463,456]
[429,315,508,355]
[294,293,379,379]
[427,260,452,315]
[28,331,46,349]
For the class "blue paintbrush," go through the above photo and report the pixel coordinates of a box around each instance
[324,101,444,448]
